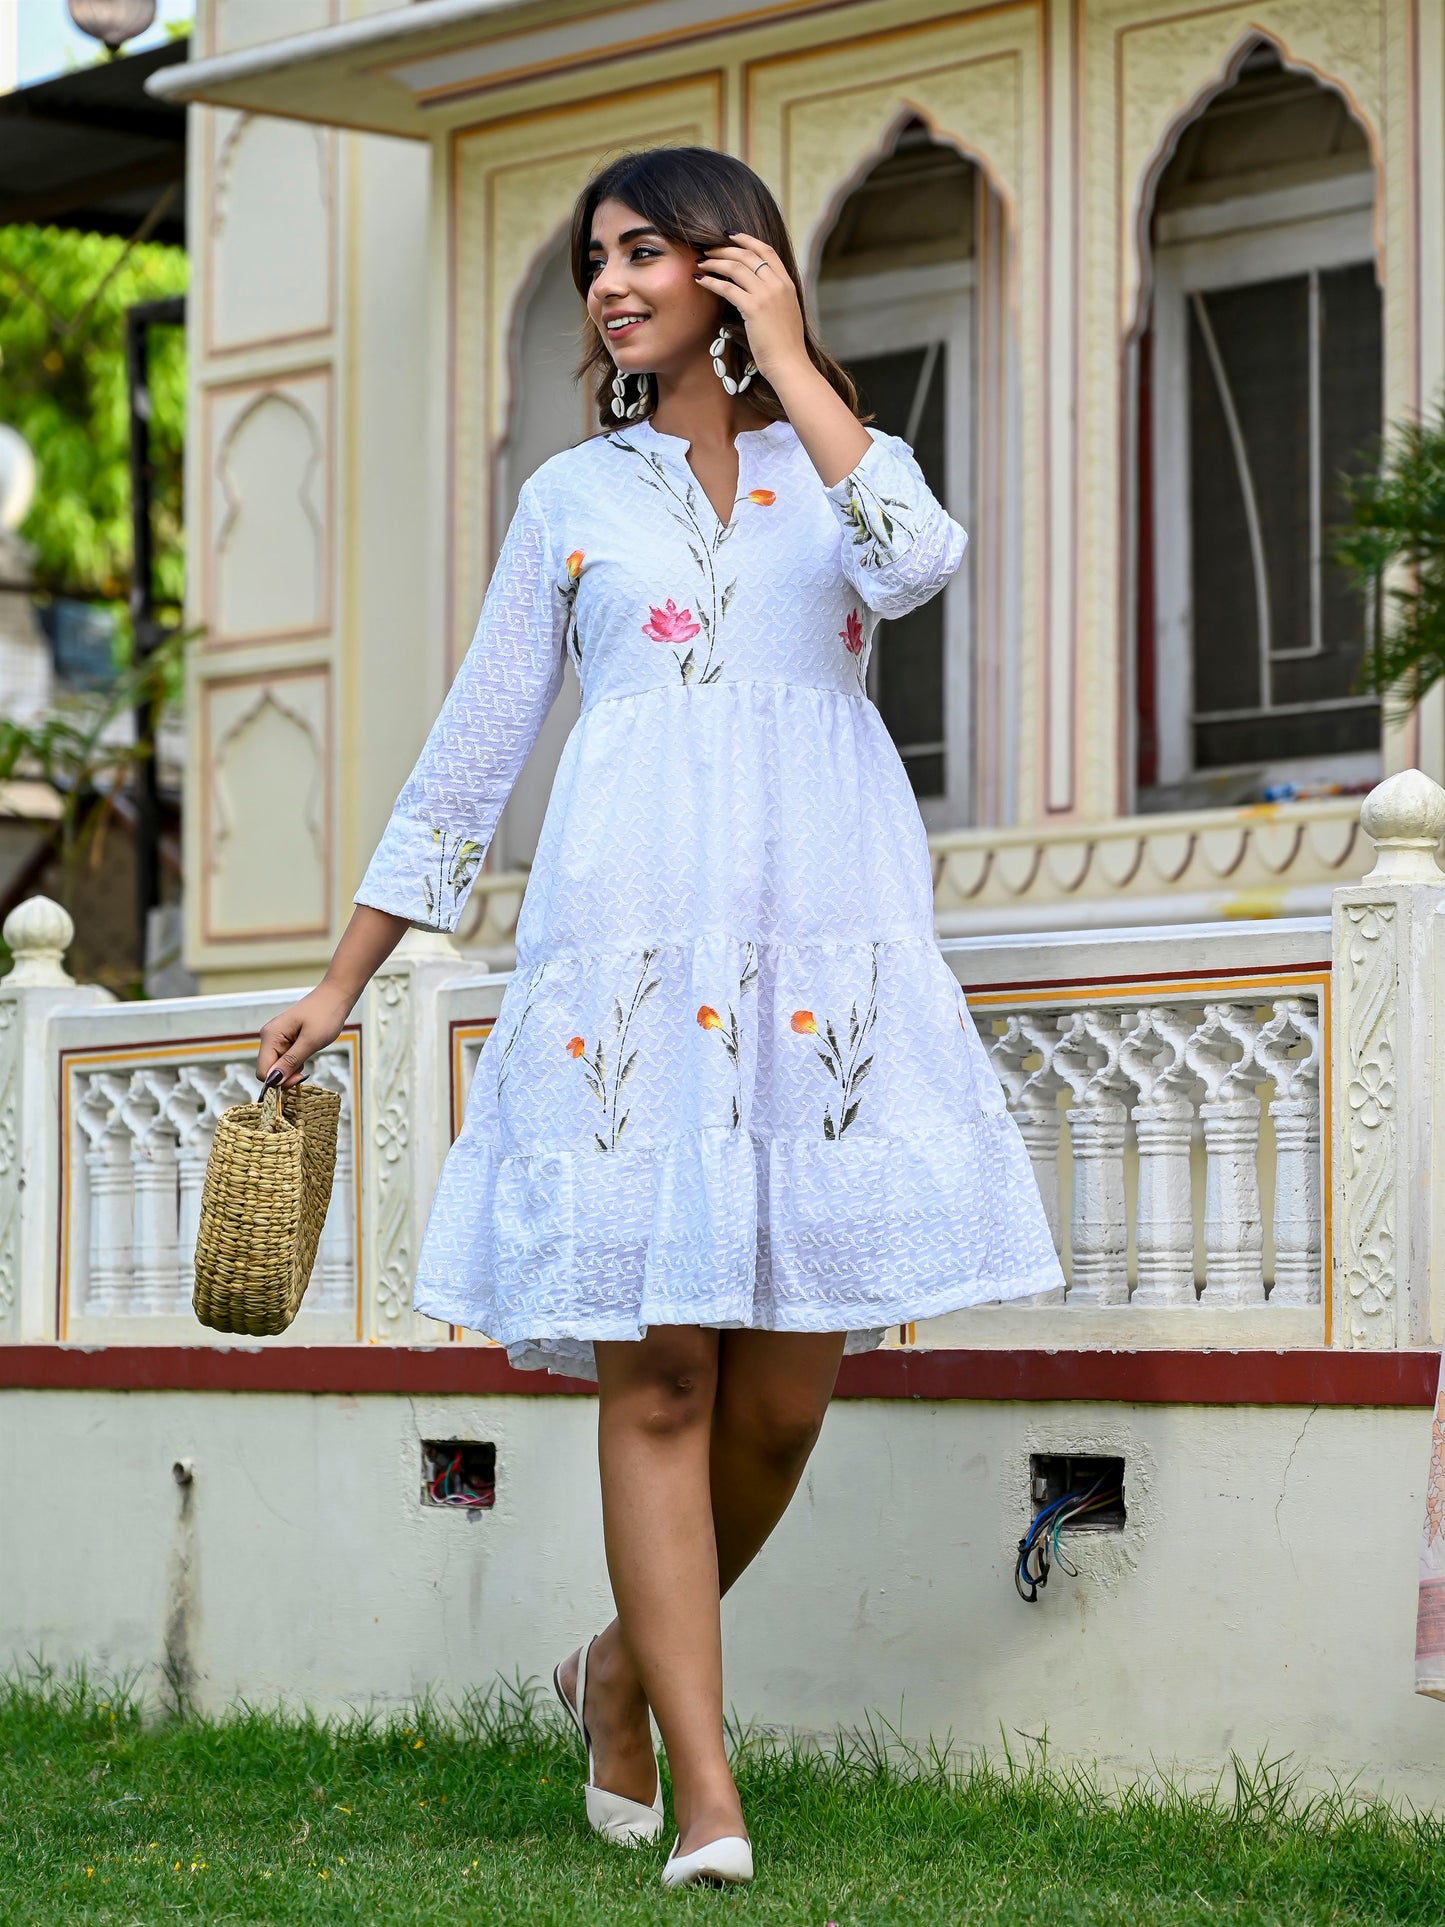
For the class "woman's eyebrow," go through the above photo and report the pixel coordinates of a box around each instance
[588,226,665,251]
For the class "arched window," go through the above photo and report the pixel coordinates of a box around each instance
[1135,42,1381,808]
[815,123,1010,831]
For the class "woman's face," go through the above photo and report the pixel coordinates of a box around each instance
[584,195,722,378]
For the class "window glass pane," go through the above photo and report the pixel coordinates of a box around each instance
[1273,259,1381,707]
[845,345,948,798]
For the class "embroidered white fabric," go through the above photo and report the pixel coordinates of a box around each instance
[354,418,1066,1375]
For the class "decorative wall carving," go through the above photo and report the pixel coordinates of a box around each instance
[1337,900,1399,1344]
[209,111,334,354]
[368,967,414,1328]
[202,669,331,942]
[205,372,331,644]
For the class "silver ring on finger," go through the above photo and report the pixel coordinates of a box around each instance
[753,259,768,275]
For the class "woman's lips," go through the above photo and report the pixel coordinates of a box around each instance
[606,315,648,339]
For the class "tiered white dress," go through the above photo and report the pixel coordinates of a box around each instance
[354,417,1065,1375]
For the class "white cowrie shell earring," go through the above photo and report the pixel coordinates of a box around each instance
[710,323,757,397]
[610,368,649,420]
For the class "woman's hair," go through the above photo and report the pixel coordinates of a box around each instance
[568,145,863,429]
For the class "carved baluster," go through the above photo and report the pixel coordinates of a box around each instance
[1185,1004,1266,1306]
[1052,1009,1132,1306]
[164,1064,235,1309]
[1254,998,1323,1306]
[306,1051,356,1315]
[1119,1007,1199,1307]
[122,1069,181,1315]
[989,1015,1066,1301]
[75,1072,133,1314]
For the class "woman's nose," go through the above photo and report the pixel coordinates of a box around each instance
[590,254,629,302]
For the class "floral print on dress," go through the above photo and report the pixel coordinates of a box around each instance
[557,550,585,671]
[837,473,916,571]
[609,431,736,684]
[791,945,880,1139]
[642,598,701,647]
[839,608,865,691]
[569,947,662,1150]
[697,941,759,1128]
[422,826,483,928]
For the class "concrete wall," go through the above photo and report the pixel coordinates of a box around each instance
[5,1388,1441,1802]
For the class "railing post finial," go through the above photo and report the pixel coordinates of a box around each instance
[2,895,76,987]
[1360,769,1445,882]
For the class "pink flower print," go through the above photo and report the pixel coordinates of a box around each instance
[642,598,701,646]
[840,608,864,656]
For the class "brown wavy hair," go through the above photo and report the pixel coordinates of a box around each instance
[568,145,862,429]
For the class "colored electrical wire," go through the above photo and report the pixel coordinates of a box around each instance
[1013,1474,1122,1603]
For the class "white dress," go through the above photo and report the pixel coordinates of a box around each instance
[354,417,1065,1375]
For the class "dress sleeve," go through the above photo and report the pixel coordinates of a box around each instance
[352,477,567,933]
[823,426,968,619]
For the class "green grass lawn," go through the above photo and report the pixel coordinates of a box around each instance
[4,1669,1444,1924]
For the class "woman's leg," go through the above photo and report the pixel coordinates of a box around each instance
[560,1329,845,1840]
[707,1328,848,1592]
[588,1324,743,1853]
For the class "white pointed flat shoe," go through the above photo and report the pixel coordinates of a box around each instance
[551,1632,664,1845]
[660,1831,754,1888]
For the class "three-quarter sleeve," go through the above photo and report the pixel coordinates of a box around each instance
[352,478,567,933]
[823,427,968,619]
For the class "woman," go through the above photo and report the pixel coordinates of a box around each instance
[256,145,1064,1889]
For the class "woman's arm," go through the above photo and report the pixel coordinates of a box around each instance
[255,904,408,1089]
[696,231,869,487]
[697,234,967,616]
[256,475,570,1089]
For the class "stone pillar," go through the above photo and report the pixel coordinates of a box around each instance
[0,897,113,1338]
[1332,770,1445,1348]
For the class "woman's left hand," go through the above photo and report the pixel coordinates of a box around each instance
[695,231,808,385]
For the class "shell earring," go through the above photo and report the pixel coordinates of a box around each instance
[610,367,649,420]
[710,322,756,396]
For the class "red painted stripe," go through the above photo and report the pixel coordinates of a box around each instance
[0,1346,1437,1407]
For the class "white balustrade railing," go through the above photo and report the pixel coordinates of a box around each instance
[0,770,1441,1352]
[973,989,1322,1313]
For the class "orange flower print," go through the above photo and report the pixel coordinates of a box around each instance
[840,609,863,655]
[642,598,702,646]
[791,946,880,1139]
[701,945,758,1126]
[565,1035,586,1058]
[746,488,776,506]
[557,551,585,670]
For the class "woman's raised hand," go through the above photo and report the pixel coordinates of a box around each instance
[695,231,808,386]
[255,983,352,1091]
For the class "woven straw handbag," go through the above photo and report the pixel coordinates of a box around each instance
[192,1079,341,1336]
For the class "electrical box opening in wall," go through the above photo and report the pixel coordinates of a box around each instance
[1030,1454,1126,1533]
[421,1440,496,1512]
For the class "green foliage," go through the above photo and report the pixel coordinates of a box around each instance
[1334,395,1445,715]
[0,624,186,910]
[0,223,187,608]
[6,1665,1445,1923]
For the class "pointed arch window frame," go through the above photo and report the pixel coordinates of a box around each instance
[1148,169,1381,790]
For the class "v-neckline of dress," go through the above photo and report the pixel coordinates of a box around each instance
[628,417,788,541]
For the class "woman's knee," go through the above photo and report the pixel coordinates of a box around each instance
[601,1329,718,1439]
[717,1385,826,1475]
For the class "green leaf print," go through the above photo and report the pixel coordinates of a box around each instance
[570,948,661,1151]
[792,946,882,1139]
